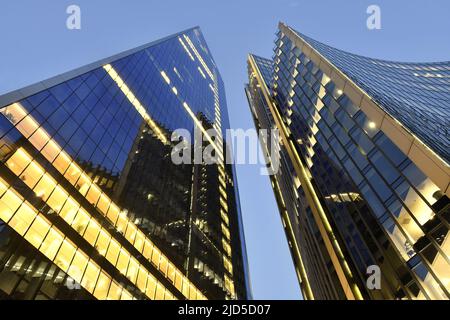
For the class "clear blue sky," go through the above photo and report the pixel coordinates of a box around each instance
[1,0,449,300]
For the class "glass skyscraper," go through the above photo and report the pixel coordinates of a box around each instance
[0,27,250,300]
[246,22,450,300]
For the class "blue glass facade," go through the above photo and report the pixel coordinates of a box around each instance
[246,23,450,300]
[293,30,450,163]
[0,27,248,299]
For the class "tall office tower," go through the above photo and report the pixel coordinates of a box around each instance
[246,22,450,300]
[0,27,250,300]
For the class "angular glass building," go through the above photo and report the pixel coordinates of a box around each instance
[246,22,450,300]
[0,27,250,300]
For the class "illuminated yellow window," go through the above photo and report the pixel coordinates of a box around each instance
[125,223,137,244]
[59,197,79,224]
[86,184,101,206]
[65,163,82,184]
[121,290,133,300]
[9,203,37,236]
[107,281,123,300]
[97,194,110,215]
[146,275,156,299]
[93,271,112,300]
[222,238,231,257]
[0,191,22,223]
[24,215,51,249]
[219,186,227,200]
[220,209,229,226]
[0,180,8,195]
[47,185,68,213]
[2,103,27,124]
[164,291,174,300]
[151,247,161,267]
[143,239,153,260]
[81,261,100,293]
[116,249,130,275]
[40,227,64,260]
[106,204,120,225]
[7,149,31,176]
[189,284,197,300]
[52,151,70,173]
[126,257,139,283]
[197,289,204,300]
[22,161,44,188]
[136,266,148,292]
[134,231,145,253]
[155,283,165,300]
[181,278,189,297]
[77,174,91,196]
[95,228,111,256]
[220,197,228,212]
[0,198,15,224]
[105,239,121,265]
[29,129,50,151]
[68,250,89,283]
[83,219,100,245]
[159,255,168,276]
[167,263,175,283]
[219,174,226,189]
[71,208,90,235]
[223,256,233,274]
[174,271,183,291]
[115,214,127,233]
[221,223,230,240]
[54,239,76,272]
[34,174,57,201]
[224,275,235,296]
[218,163,226,177]
[17,116,39,138]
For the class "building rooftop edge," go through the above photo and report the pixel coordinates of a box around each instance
[0,26,200,109]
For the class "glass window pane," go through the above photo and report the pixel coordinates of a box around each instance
[9,203,37,236]
[105,239,120,265]
[116,250,130,275]
[93,271,112,300]
[41,228,64,260]
[24,215,51,249]
[54,239,76,272]
[107,281,122,300]
[81,261,100,293]
[68,250,89,283]
[95,228,111,256]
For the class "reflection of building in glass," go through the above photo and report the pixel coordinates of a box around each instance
[0,27,250,300]
[246,22,450,300]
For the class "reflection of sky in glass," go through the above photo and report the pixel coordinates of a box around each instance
[1,0,450,300]
[293,29,450,164]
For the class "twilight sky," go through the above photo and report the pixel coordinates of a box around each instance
[1,0,449,299]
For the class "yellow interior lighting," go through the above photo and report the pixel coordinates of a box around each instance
[0,102,206,300]
[0,177,134,300]
[5,147,179,300]
[178,37,195,61]
[183,35,214,81]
